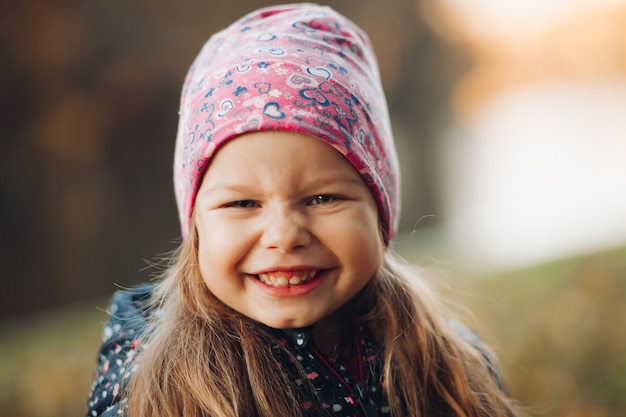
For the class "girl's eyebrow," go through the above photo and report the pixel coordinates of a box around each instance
[201,175,364,194]
[306,175,365,188]
[200,183,252,194]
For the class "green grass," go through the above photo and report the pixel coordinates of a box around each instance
[0,301,107,417]
[453,248,626,417]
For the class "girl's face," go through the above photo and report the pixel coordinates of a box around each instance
[194,131,383,331]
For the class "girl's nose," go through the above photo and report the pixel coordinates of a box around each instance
[260,210,311,253]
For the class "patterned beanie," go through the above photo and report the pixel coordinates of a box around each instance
[174,3,400,243]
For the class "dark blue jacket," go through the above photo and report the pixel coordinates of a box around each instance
[86,285,506,417]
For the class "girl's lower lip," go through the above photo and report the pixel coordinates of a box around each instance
[248,269,330,298]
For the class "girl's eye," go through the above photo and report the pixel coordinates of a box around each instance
[223,200,258,208]
[309,194,337,205]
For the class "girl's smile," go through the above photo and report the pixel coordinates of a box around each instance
[194,131,383,331]
[248,268,327,287]
[245,268,331,299]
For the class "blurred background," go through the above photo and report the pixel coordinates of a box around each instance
[1,0,625,416]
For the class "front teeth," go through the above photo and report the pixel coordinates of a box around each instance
[256,270,319,287]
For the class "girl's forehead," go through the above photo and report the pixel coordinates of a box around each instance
[202,131,363,182]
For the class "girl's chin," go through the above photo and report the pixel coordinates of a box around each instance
[260,319,316,330]
[252,314,319,330]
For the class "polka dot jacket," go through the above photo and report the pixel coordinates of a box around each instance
[86,285,506,417]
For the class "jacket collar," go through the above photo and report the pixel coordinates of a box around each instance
[280,326,315,347]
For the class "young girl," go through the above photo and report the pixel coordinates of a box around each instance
[87,4,518,417]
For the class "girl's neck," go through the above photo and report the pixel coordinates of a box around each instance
[311,301,359,357]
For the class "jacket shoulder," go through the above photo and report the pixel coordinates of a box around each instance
[86,285,155,417]
[101,285,154,344]
[451,320,509,394]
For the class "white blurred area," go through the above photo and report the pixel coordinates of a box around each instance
[444,80,626,270]
[423,0,626,271]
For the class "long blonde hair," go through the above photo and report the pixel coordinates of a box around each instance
[126,222,518,417]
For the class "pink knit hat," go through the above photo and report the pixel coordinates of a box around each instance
[174,3,400,243]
